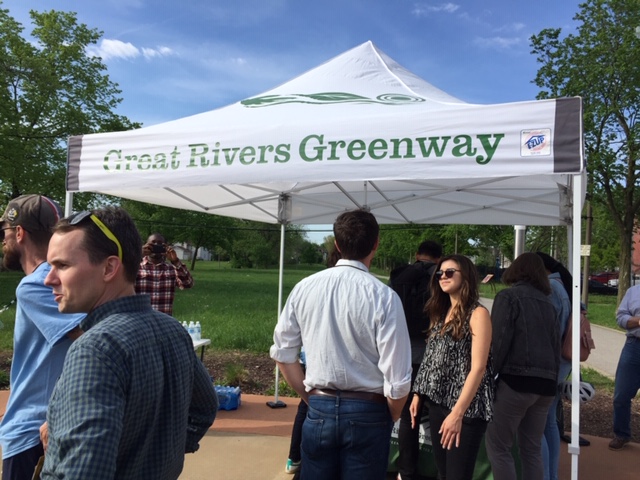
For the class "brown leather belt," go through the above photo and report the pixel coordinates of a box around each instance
[309,388,386,404]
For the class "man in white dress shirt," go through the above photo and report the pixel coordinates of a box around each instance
[270,209,411,480]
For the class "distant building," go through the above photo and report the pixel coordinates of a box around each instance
[632,227,640,275]
[170,243,212,262]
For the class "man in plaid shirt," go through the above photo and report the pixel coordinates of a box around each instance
[135,233,194,315]
[42,207,216,480]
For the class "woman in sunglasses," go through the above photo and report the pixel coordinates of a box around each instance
[485,252,559,480]
[410,255,494,480]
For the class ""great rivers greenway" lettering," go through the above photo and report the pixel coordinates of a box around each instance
[102,132,505,172]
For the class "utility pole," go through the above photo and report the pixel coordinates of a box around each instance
[581,202,593,306]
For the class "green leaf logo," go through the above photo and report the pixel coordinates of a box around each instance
[241,92,425,107]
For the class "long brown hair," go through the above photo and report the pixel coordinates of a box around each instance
[502,252,551,295]
[425,254,480,340]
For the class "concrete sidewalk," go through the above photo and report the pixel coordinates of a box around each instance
[178,394,640,480]
[584,324,625,379]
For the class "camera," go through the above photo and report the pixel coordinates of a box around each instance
[151,243,166,254]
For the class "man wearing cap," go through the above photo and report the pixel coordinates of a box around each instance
[0,195,83,480]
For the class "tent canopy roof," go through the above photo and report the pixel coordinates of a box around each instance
[67,41,584,226]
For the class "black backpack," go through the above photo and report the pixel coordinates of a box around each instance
[389,261,437,337]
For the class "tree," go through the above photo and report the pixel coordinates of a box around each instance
[121,200,238,271]
[530,0,640,300]
[0,5,137,206]
[300,241,323,264]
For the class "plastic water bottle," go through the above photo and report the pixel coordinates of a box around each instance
[182,321,188,331]
[215,385,241,410]
[187,321,196,341]
[194,321,202,341]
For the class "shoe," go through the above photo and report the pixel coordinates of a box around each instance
[579,436,590,447]
[285,459,301,474]
[608,436,630,451]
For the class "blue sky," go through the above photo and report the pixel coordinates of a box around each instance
[4,0,583,242]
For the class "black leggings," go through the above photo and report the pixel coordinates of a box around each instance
[288,398,308,462]
[428,401,487,480]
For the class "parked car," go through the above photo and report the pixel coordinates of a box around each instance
[589,271,618,285]
[588,279,618,295]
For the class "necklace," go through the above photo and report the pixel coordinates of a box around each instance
[31,261,46,274]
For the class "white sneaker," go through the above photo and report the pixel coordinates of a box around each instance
[285,459,301,474]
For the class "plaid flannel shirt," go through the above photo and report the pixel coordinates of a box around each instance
[135,257,194,315]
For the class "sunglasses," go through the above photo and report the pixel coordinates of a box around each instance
[0,227,15,241]
[435,268,460,280]
[68,211,123,261]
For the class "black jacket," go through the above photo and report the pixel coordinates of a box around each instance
[491,281,560,381]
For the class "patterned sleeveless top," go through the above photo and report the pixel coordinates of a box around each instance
[412,302,494,422]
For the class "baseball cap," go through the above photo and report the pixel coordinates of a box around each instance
[1,195,63,232]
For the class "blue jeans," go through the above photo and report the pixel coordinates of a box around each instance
[301,394,393,480]
[2,442,44,480]
[613,336,640,439]
[541,361,571,480]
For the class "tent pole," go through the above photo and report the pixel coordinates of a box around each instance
[514,225,526,258]
[64,191,74,216]
[267,222,287,408]
[568,173,583,479]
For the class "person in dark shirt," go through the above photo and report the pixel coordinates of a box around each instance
[486,253,559,480]
[42,207,217,479]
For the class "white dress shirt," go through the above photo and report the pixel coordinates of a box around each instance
[270,259,412,399]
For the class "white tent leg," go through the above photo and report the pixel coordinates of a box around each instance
[267,222,287,408]
[568,173,583,479]
[514,225,526,258]
[64,191,75,216]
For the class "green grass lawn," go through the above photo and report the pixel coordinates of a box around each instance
[0,262,623,391]
[171,262,325,352]
[0,262,325,355]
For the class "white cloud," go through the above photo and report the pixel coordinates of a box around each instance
[473,36,522,49]
[231,57,248,66]
[141,46,174,59]
[412,2,460,17]
[494,22,525,33]
[88,39,174,61]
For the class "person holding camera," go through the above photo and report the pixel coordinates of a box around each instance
[134,233,193,315]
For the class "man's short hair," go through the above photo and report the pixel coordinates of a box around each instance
[333,210,379,260]
[417,240,442,259]
[54,207,142,283]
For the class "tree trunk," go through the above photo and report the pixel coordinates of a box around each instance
[617,219,634,304]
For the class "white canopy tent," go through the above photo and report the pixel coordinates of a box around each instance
[65,41,586,478]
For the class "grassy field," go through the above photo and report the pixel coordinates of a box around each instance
[0,262,622,390]
[0,262,327,354]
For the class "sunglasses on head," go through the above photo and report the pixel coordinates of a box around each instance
[68,211,123,261]
[435,268,460,279]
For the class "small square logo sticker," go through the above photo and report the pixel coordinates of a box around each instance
[521,129,551,156]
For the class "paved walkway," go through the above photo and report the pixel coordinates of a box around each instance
[180,394,640,480]
[584,324,625,379]
[1,300,636,479]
